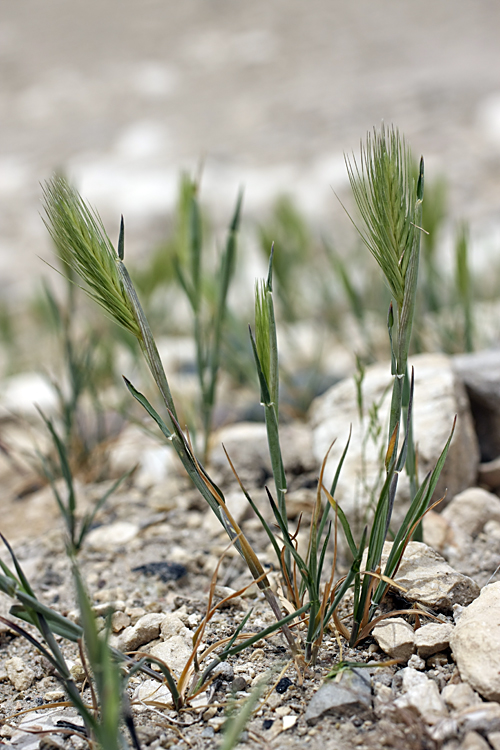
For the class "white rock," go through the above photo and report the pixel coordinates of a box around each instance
[415,622,454,658]
[0,372,58,417]
[5,657,35,691]
[372,617,415,662]
[117,612,165,652]
[394,668,447,724]
[441,683,482,713]
[160,613,193,640]
[86,521,139,550]
[202,489,252,536]
[442,488,500,538]
[461,731,491,750]
[149,636,193,677]
[107,424,177,488]
[134,678,173,705]
[450,582,500,700]
[367,541,479,611]
[309,353,479,525]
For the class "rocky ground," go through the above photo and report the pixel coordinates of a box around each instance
[2,347,500,749]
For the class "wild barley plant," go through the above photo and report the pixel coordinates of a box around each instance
[42,176,299,654]
[342,126,456,645]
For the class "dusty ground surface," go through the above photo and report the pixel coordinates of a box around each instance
[2,0,500,301]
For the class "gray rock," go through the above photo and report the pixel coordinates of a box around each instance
[367,541,480,611]
[457,703,500,735]
[478,456,500,491]
[415,622,454,658]
[310,353,479,527]
[453,349,500,461]
[305,669,372,724]
[450,582,500,701]
[372,617,415,662]
[117,612,165,652]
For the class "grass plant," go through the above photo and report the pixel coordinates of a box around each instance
[40,125,456,673]
[37,408,130,554]
[172,174,243,461]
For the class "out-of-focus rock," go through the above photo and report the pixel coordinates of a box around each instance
[441,683,482,713]
[478,456,500,491]
[450,582,500,701]
[372,618,415,662]
[442,487,500,538]
[86,521,139,550]
[453,349,500,461]
[0,372,58,418]
[310,353,479,526]
[108,424,178,488]
[393,667,447,724]
[209,421,316,487]
[460,731,491,750]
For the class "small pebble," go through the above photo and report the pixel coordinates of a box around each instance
[276,677,293,694]
[232,676,248,692]
[263,719,274,730]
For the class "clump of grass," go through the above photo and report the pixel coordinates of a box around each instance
[41,125,455,669]
[42,174,300,657]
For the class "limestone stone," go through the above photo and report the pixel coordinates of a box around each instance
[372,617,415,662]
[149,637,193,677]
[441,683,482,713]
[415,622,454,658]
[5,657,35,691]
[309,353,479,526]
[442,487,500,538]
[394,668,447,724]
[458,703,500,735]
[305,669,372,724]
[117,612,165,652]
[460,731,491,750]
[450,582,500,701]
[367,541,479,611]
[86,521,139,550]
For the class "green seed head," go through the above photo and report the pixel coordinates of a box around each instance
[42,175,141,339]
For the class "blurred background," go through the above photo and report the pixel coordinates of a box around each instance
[1,0,500,541]
[2,0,500,301]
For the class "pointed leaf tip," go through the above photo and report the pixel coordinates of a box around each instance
[118,215,125,260]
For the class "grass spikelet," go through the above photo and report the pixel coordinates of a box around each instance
[42,175,141,339]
